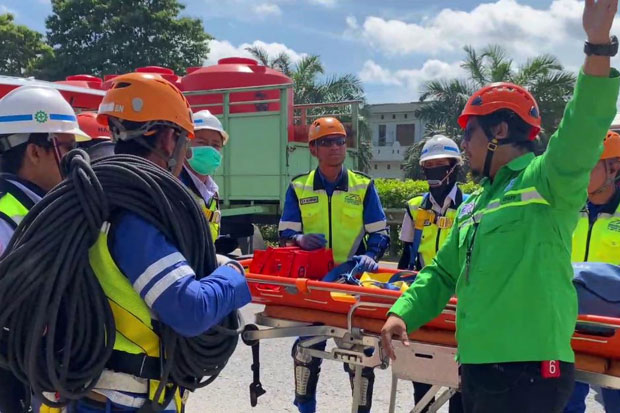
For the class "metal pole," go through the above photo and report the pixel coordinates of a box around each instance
[280,86,289,212]
[388,374,398,413]
[351,364,363,413]
[352,103,360,169]
[223,92,231,207]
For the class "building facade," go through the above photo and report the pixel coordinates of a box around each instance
[366,102,427,179]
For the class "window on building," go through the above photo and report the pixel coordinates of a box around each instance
[374,164,377,170]
[404,114,408,119]
[396,124,415,146]
[381,115,384,120]
[392,114,396,120]
[387,164,391,170]
[378,124,386,146]
[400,165,404,170]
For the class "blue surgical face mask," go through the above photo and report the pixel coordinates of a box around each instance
[187,146,222,176]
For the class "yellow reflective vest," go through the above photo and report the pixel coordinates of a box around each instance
[406,190,464,268]
[572,199,620,264]
[88,223,183,411]
[189,190,220,240]
[292,169,371,263]
[0,177,37,228]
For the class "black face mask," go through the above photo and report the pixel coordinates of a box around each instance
[424,165,458,206]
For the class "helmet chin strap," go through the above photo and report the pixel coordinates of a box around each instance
[482,130,519,178]
[427,163,458,187]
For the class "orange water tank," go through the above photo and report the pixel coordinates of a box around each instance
[181,57,294,140]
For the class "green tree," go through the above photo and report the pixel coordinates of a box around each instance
[246,46,371,171]
[0,14,53,76]
[408,44,576,177]
[34,0,211,79]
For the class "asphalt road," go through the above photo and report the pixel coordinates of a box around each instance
[185,303,607,413]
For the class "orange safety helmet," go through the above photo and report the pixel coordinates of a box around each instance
[97,72,194,140]
[602,130,620,160]
[77,112,111,141]
[308,117,346,143]
[458,82,541,141]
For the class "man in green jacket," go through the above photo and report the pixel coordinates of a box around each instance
[381,1,619,412]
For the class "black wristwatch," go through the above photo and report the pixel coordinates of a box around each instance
[584,35,619,57]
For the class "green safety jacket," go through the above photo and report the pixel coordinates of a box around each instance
[390,69,620,364]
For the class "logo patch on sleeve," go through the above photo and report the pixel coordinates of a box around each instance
[300,196,319,205]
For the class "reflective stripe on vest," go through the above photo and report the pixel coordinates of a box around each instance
[0,192,29,226]
[89,223,160,357]
[458,187,549,232]
[407,195,458,267]
[572,203,620,263]
[292,170,369,263]
[89,223,184,411]
[189,190,220,239]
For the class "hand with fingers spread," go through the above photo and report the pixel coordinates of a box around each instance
[380,315,410,361]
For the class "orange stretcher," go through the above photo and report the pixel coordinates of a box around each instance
[241,263,620,412]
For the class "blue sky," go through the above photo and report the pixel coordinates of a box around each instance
[3,0,620,103]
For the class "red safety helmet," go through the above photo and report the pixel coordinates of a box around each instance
[77,112,111,141]
[458,82,541,141]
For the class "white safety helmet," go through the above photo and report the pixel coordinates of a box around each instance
[419,135,463,166]
[193,110,229,145]
[0,86,90,151]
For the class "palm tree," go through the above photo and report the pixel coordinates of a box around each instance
[412,45,575,162]
[245,46,371,171]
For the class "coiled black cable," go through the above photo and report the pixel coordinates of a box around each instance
[0,150,239,408]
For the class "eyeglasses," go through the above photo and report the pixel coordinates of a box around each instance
[316,137,346,147]
[56,141,77,151]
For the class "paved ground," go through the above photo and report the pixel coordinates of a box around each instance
[186,303,606,412]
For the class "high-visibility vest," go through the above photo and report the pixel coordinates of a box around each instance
[406,190,464,268]
[572,202,620,264]
[89,224,183,411]
[0,177,36,228]
[292,169,371,263]
[189,190,220,239]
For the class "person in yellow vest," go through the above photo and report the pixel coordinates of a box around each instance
[564,130,620,413]
[398,135,465,271]
[397,135,465,413]
[180,110,227,246]
[278,116,389,413]
[0,85,89,413]
[53,72,250,412]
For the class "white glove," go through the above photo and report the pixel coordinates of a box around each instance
[216,254,245,275]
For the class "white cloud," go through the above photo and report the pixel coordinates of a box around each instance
[0,4,17,15]
[345,16,358,30]
[206,39,306,66]
[359,59,465,98]
[253,3,282,17]
[348,0,596,60]
[308,0,337,7]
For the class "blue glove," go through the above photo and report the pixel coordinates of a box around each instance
[353,255,379,273]
[294,233,327,250]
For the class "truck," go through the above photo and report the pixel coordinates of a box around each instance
[0,58,364,251]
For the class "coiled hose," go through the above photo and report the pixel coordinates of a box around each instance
[0,150,239,408]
